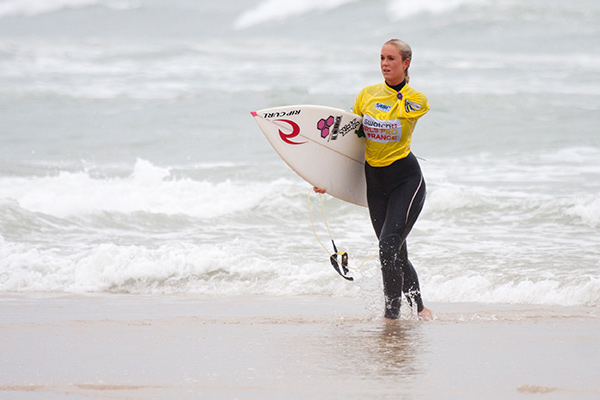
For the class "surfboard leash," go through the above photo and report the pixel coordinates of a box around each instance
[307,189,378,281]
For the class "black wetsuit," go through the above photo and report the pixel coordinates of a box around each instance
[365,152,426,318]
[354,78,429,319]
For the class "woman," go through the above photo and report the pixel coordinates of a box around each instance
[316,39,432,320]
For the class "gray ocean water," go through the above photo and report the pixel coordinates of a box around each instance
[0,0,599,308]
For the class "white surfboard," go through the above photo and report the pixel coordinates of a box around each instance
[251,105,367,207]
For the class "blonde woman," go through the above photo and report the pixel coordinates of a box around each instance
[316,39,432,320]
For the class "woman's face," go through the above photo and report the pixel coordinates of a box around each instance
[380,44,410,86]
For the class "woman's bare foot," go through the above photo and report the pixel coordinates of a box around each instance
[418,307,434,321]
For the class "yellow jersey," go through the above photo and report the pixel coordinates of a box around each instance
[353,82,429,167]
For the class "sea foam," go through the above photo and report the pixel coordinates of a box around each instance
[0,159,269,219]
[387,0,487,20]
[234,0,357,30]
[0,0,139,19]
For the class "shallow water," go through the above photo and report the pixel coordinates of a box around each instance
[0,0,599,307]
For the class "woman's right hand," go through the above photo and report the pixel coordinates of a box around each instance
[313,187,327,194]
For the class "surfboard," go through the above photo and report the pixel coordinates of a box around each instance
[251,105,367,207]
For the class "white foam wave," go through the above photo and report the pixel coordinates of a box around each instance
[420,147,600,227]
[423,274,600,307]
[567,195,600,228]
[423,181,600,232]
[0,237,359,296]
[1,233,597,307]
[387,0,486,20]
[0,0,140,18]
[0,159,268,219]
[234,0,357,30]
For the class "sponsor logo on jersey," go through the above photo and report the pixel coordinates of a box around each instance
[375,102,391,112]
[404,100,421,113]
[362,115,401,143]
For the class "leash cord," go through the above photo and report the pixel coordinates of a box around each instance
[307,188,378,273]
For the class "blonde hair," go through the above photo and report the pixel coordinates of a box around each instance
[384,39,412,83]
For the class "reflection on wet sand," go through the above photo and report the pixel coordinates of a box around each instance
[373,320,425,377]
[320,319,429,385]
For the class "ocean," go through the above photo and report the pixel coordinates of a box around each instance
[1,0,599,310]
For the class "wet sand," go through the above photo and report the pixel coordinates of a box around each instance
[1,294,599,399]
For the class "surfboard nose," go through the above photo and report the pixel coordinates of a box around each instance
[250,111,258,117]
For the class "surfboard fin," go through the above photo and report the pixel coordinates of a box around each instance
[330,241,353,281]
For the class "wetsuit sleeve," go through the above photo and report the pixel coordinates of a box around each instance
[402,91,429,120]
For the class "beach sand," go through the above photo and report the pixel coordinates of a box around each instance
[1,294,599,400]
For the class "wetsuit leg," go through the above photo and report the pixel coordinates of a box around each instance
[379,233,404,318]
[399,242,425,312]
[365,153,426,318]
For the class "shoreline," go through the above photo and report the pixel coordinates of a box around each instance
[1,294,599,399]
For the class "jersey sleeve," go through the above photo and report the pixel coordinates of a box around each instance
[402,91,429,120]
[352,88,366,117]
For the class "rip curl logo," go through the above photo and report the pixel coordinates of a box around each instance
[276,119,306,145]
[405,100,422,113]
[318,115,342,141]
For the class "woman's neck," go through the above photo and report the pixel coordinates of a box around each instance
[386,79,406,92]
